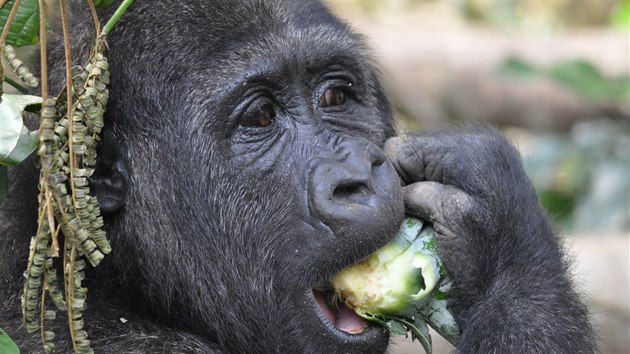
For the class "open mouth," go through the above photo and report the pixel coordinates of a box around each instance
[311,287,369,334]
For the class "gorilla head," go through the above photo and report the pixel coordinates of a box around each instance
[1,1,597,353]
[8,0,403,352]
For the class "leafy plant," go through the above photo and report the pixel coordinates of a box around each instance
[332,217,459,354]
[1,0,135,352]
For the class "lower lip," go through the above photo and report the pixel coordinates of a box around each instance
[306,288,386,342]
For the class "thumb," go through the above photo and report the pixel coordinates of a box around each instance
[404,181,476,282]
[403,181,474,235]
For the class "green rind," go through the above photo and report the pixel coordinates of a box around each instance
[333,216,461,351]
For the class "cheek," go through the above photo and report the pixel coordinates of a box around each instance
[229,129,290,173]
[212,166,319,277]
[212,169,299,236]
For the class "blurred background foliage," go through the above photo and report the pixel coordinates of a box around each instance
[336,0,629,28]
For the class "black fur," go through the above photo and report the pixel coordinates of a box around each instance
[385,128,596,353]
[0,1,594,353]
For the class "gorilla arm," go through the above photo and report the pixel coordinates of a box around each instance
[384,128,595,354]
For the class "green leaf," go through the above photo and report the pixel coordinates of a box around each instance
[0,327,20,354]
[402,317,432,354]
[0,93,41,165]
[384,319,407,336]
[0,0,41,48]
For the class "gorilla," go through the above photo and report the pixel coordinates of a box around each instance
[0,0,595,353]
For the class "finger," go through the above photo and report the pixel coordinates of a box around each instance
[384,136,425,184]
[385,128,519,195]
[403,182,476,276]
[384,134,458,185]
[403,181,474,232]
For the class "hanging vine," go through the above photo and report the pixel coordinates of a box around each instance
[1,0,134,352]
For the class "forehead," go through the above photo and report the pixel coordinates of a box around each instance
[115,0,373,109]
[174,2,371,93]
[223,27,366,75]
[188,1,367,70]
[116,0,364,72]
[116,0,365,64]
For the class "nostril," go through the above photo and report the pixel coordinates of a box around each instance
[333,183,366,198]
[332,181,372,204]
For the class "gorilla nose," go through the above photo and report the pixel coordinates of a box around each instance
[310,139,403,239]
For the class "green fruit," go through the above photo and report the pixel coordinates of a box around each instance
[332,217,460,354]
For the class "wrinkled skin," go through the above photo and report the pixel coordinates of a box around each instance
[0,0,594,353]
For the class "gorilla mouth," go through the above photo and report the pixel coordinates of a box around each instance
[312,288,369,334]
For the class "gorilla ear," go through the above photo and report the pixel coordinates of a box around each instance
[89,132,128,213]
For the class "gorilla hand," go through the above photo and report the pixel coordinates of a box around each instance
[383,128,534,287]
[384,127,594,353]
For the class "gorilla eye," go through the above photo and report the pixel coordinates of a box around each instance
[242,103,275,128]
[319,87,346,107]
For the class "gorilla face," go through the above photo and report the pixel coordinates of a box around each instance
[86,0,404,352]
[1,1,596,353]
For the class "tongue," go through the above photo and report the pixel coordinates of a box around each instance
[313,290,369,334]
[314,291,336,324]
[335,305,369,334]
